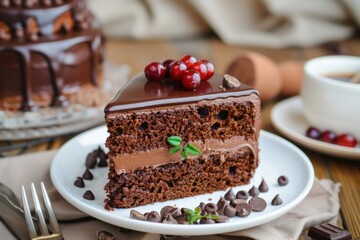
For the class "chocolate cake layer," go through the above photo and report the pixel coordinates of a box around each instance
[105,147,257,209]
[104,72,261,209]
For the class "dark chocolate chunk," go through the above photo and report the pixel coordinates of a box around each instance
[160,205,175,219]
[74,177,85,188]
[224,188,236,201]
[205,203,218,214]
[236,203,252,217]
[308,223,352,240]
[258,178,269,192]
[96,147,108,167]
[85,152,97,169]
[277,175,289,186]
[83,190,95,200]
[215,215,230,223]
[223,74,241,88]
[169,207,182,218]
[230,198,247,207]
[82,168,94,180]
[223,205,236,218]
[130,210,146,221]
[162,214,178,224]
[249,197,267,212]
[236,190,249,200]
[146,211,161,223]
[96,230,114,240]
[199,218,216,224]
[248,185,260,197]
[271,194,283,206]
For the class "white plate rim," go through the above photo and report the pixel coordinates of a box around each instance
[271,96,360,160]
[50,125,314,235]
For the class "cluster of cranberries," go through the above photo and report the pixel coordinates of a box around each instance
[306,127,358,148]
[144,55,215,90]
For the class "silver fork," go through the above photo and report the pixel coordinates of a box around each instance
[21,182,62,240]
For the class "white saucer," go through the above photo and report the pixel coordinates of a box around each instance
[271,96,360,160]
[51,126,314,235]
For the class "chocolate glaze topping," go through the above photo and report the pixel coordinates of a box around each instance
[105,73,259,114]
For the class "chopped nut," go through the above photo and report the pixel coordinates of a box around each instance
[223,74,241,88]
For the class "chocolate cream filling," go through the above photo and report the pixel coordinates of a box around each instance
[113,136,258,174]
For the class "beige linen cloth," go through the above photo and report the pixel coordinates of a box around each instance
[87,0,360,48]
[0,150,341,240]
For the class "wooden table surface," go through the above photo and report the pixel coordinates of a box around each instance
[1,37,359,238]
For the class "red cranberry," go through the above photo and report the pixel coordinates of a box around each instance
[200,59,215,81]
[306,127,321,140]
[169,61,187,81]
[181,55,197,69]
[334,134,358,147]
[192,61,208,81]
[182,70,201,90]
[162,59,175,77]
[144,62,166,81]
[320,130,337,143]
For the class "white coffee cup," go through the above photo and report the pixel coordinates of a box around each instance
[301,55,360,140]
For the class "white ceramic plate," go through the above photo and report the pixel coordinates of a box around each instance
[271,96,360,160]
[50,126,314,235]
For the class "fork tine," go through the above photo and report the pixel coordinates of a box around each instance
[21,185,37,239]
[31,182,49,236]
[40,182,60,234]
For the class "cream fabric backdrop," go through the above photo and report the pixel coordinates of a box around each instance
[87,0,360,48]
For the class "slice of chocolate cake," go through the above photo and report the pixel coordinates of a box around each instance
[104,72,261,209]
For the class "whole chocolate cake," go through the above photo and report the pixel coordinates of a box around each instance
[0,0,104,111]
[104,65,261,209]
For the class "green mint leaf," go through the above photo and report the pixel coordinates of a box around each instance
[189,215,202,224]
[194,207,201,215]
[187,143,201,155]
[182,208,193,216]
[169,146,181,154]
[203,214,220,220]
[181,149,188,159]
[167,136,182,146]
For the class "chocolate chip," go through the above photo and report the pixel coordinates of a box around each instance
[236,203,252,217]
[98,158,108,167]
[249,197,267,212]
[223,205,236,218]
[230,198,247,207]
[224,188,236,201]
[215,215,230,223]
[223,74,241,88]
[258,178,269,192]
[146,211,161,223]
[162,214,178,224]
[271,194,283,206]
[130,210,146,221]
[169,207,181,218]
[175,214,188,224]
[83,190,95,200]
[205,203,218,214]
[236,190,249,200]
[96,230,114,240]
[216,197,228,215]
[85,152,97,169]
[198,202,206,215]
[248,185,260,197]
[277,175,289,186]
[74,177,85,188]
[199,218,216,224]
[160,206,175,219]
[82,168,94,180]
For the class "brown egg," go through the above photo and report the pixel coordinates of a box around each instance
[226,52,282,103]
[279,60,304,97]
